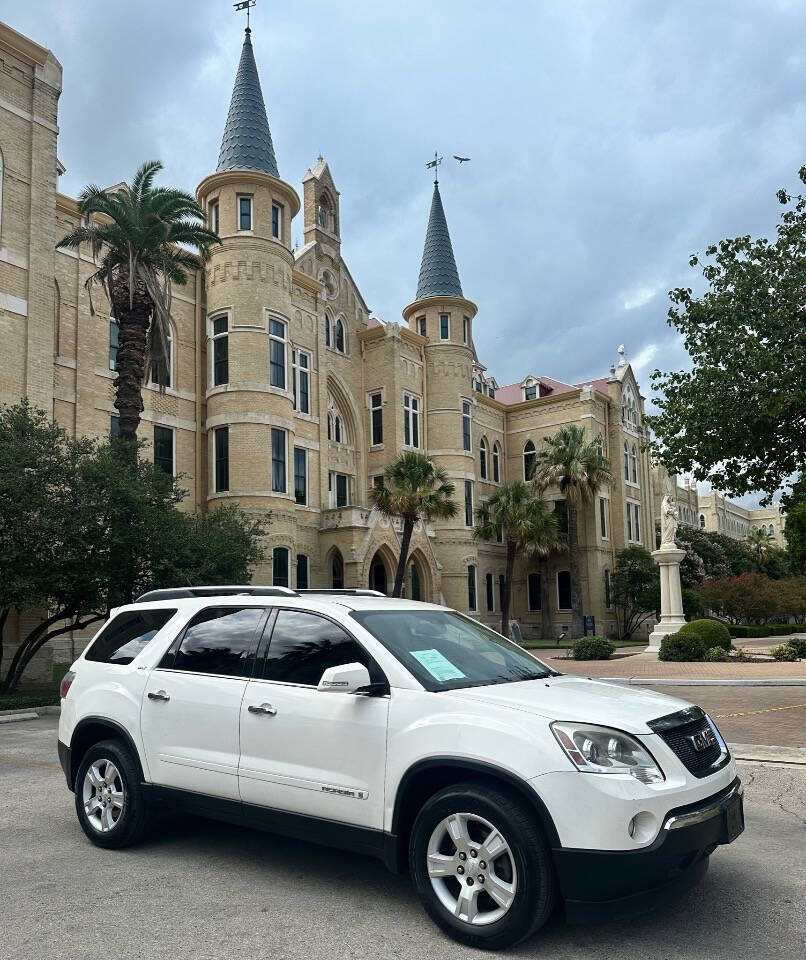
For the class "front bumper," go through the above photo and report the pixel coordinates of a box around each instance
[553,777,744,922]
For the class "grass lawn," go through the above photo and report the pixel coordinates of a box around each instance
[0,663,67,712]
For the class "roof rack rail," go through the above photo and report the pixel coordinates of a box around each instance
[296,589,386,597]
[135,586,299,603]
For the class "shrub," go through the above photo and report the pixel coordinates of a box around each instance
[770,643,799,662]
[704,646,731,662]
[729,623,798,639]
[678,619,732,651]
[572,637,616,661]
[789,637,806,658]
[659,632,708,662]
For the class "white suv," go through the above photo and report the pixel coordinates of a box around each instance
[58,587,744,949]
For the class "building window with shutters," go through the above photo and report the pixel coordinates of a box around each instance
[271,428,287,493]
[214,426,229,492]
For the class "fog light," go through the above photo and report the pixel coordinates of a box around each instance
[628,811,657,843]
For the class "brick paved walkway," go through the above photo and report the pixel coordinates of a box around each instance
[541,647,806,680]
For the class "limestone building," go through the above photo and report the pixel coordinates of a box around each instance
[5,18,753,665]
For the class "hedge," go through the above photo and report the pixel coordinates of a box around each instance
[729,623,800,639]
[679,619,732,651]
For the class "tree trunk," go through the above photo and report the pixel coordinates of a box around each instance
[568,501,584,637]
[110,270,153,440]
[2,613,103,692]
[539,557,552,640]
[0,610,65,692]
[501,540,516,637]
[393,518,415,598]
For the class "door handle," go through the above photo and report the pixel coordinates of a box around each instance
[147,690,170,702]
[248,703,277,716]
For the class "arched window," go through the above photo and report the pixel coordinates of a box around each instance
[622,383,640,428]
[335,317,346,353]
[327,396,346,445]
[410,563,421,602]
[492,442,501,483]
[623,442,629,481]
[331,549,344,589]
[324,311,331,347]
[479,437,488,480]
[272,546,290,588]
[334,415,343,443]
[523,440,536,481]
[317,194,330,229]
[630,444,638,484]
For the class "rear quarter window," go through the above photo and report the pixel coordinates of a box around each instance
[84,609,177,665]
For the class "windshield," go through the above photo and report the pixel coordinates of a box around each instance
[350,609,553,691]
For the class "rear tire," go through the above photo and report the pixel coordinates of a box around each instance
[74,739,150,849]
[409,781,556,949]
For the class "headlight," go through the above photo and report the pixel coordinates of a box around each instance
[551,722,665,783]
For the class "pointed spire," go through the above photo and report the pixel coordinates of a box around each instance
[217,28,279,177]
[416,182,463,299]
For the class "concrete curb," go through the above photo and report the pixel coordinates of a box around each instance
[0,704,60,719]
[731,743,806,765]
[599,678,806,687]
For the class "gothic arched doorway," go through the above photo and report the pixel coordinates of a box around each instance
[369,551,389,595]
[330,549,344,589]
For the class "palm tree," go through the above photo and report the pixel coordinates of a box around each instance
[746,526,775,570]
[370,452,458,597]
[532,426,612,636]
[474,482,561,637]
[57,161,219,440]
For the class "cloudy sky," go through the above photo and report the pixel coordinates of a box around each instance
[11,1,803,496]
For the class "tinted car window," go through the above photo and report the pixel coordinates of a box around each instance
[85,609,176,665]
[262,610,375,686]
[168,607,265,678]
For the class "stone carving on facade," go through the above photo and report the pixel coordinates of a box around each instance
[660,478,678,547]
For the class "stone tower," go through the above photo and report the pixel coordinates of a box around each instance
[403,180,479,610]
[196,27,301,583]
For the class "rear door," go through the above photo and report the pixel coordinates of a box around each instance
[140,605,267,800]
[239,608,389,828]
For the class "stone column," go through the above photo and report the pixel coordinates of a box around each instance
[646,546,686,653]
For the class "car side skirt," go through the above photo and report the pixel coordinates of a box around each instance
[141,784,397,868]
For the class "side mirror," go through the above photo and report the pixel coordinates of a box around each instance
[317,662,372,694]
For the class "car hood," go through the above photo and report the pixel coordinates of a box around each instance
[447,675,694,735]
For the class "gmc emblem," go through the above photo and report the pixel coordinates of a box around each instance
[688,727,717,752]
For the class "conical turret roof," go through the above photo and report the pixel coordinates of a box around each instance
[217,28,279,177]
[416,182,463,299]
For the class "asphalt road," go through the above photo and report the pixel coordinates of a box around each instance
[1,716,804,960]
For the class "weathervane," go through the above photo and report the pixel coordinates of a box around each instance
[234,0,256,29]
[426,151,472,184]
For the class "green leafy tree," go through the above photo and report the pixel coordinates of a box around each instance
[532,426,612,636]
[57,161,219,440]
[370,452,458,597]
[0,402,265,691]
[675,526,755,587]
[611,546,661,642]
[746,526,775,570]
[473,482,561,637]
[785,502,806,575]
[648,165,806,498]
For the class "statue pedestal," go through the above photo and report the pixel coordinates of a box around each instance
[646,546,687,653]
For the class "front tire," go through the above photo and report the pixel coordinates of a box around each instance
[410,781,556,949]
[74,739,150,848]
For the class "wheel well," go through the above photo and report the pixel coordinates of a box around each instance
[68,719,144,790]
[390,760,560,873]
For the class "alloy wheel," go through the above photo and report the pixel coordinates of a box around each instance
[426,812,517,925]
[82,758,125,833]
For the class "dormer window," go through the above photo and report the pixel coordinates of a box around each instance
[524,384,537,401]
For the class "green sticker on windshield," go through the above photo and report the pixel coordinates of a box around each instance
[410,648,466,682]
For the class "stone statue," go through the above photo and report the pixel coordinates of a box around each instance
[661,483,678,547]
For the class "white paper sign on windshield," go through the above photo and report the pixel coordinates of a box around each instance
[410,648,466,682]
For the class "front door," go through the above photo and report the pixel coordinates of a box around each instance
[140,605,266,801]
[239,609,389,829]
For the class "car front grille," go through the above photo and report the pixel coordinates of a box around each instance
[648,707,727,778]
